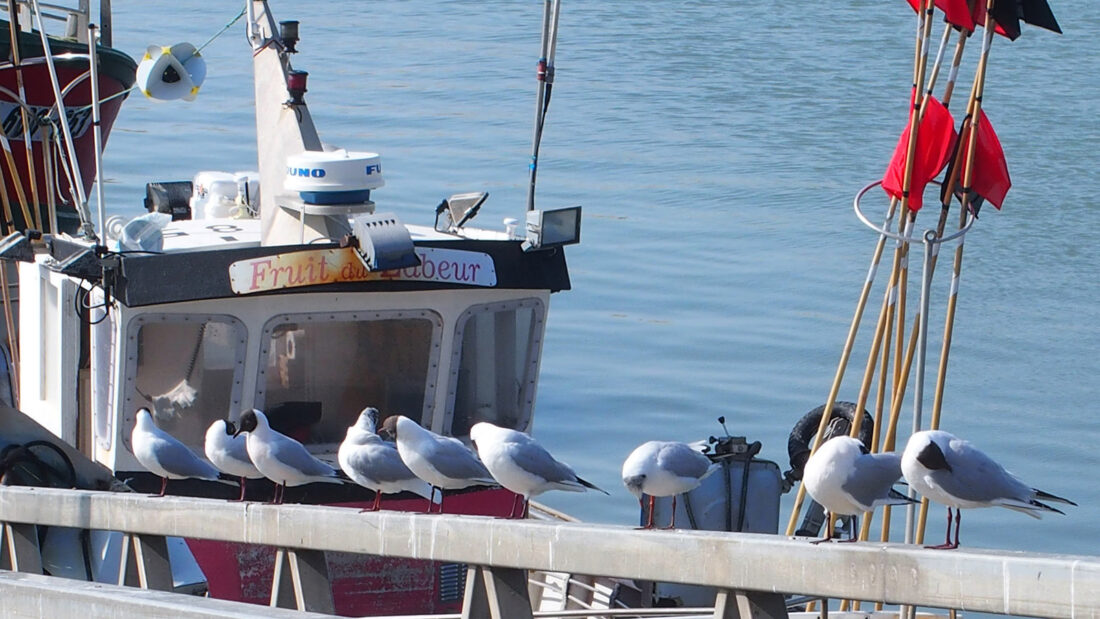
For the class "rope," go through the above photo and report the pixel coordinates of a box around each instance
[195,4,248,55]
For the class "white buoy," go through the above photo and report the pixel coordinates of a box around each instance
[135,42,207,101]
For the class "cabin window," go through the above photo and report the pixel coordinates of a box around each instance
[256,310,443,447]
[122,314,247,450]
[448,298,545,437]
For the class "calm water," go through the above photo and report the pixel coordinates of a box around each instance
[105,1,1098,558]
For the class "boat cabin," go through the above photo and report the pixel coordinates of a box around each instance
[14,215,571,495]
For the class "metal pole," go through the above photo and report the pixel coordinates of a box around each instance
[88,24,106,240]
[904,229,937,545]
[526,0,559,212]
[30,0,96,239]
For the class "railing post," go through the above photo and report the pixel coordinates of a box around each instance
[462,565,533,619]
[714,589,789,619]
[269,547,335,614]
[117,533,173,590]
[1,522,43,574]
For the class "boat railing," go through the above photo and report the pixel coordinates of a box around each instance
[2,0,109,45]
[2,486,1098,619]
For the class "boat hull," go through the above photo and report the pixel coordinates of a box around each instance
[0,23,137,233]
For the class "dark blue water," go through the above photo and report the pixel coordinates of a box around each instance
[105,1,1099,558]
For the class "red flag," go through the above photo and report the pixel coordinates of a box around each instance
[957,110,1011,209]
[882,96,957,211]
[905,0,975,31]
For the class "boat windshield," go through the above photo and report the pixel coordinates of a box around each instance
[448,298,545,437]
[257,310,443,446]
[123,314,247,448]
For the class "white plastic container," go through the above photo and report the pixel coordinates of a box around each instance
[190,171,237,219]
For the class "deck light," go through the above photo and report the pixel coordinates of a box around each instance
[521,205,581,252]
[279,21,300,53]
[286,70,308,105]
[350,212,421,271]
[434,191,488,233]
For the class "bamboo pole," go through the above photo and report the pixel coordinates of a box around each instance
[7,0,41,230]
[783,0,934,538]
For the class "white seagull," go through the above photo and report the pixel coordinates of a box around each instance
[621,440,720,529]
[802,435,916,543]
[205,418,264,501]
[131,407,222,496]
[379,415,496,513]
[902,429,1076,549]
[234,409,342,504]
[338,407,436,511]
[470,421,607,519]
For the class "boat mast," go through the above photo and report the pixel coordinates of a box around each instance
[526,0,562,212]
[246,0,346,246]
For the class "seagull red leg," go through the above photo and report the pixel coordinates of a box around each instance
[662,495,678,529]
[811,512,835,544]
[157,477,168,497]
[927,507,957,549]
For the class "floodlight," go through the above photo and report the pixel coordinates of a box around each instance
[434,191,488,233]
[521,206,581,252]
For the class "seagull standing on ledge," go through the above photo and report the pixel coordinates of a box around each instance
[470,421,607,519]
[802,434,916,543]
[338,408,436,511]
[131,407,222,497]
[621,440,719,529]
[205,418,264,501]
[234,408,342,504]
[379,415,496,513]
[902,429,1076,549]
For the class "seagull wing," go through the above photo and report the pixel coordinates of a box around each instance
[842,452,908,511]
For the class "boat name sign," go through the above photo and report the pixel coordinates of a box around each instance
[228,247,497,294]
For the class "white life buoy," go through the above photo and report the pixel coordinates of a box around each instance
[135,42,207,102]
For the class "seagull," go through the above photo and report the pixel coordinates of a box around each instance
[901,429,1077,549]
[470,421,608,519]
[205,418,264,501]
[802,434,917,543]
[379,414,496,513]
[234,409,342,504]
[131,407,222,496]
[338,407,436,511]
[621,440,720,529]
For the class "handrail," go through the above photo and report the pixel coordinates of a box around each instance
[1,486,1098,618]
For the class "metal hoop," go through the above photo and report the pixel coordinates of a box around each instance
[853,180,977,245]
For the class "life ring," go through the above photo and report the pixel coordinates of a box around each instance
[785,401,874,481]
[136,42,206,102]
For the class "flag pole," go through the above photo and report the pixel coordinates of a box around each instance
[783,0,936,539]
[913,0,998,547]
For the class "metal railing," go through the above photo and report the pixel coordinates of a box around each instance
[1,486,1099,618]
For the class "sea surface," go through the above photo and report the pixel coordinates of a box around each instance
[104,1,1098,559]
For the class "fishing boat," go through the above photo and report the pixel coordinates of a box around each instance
[0,0,588,614]
[1,0,1085,617]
